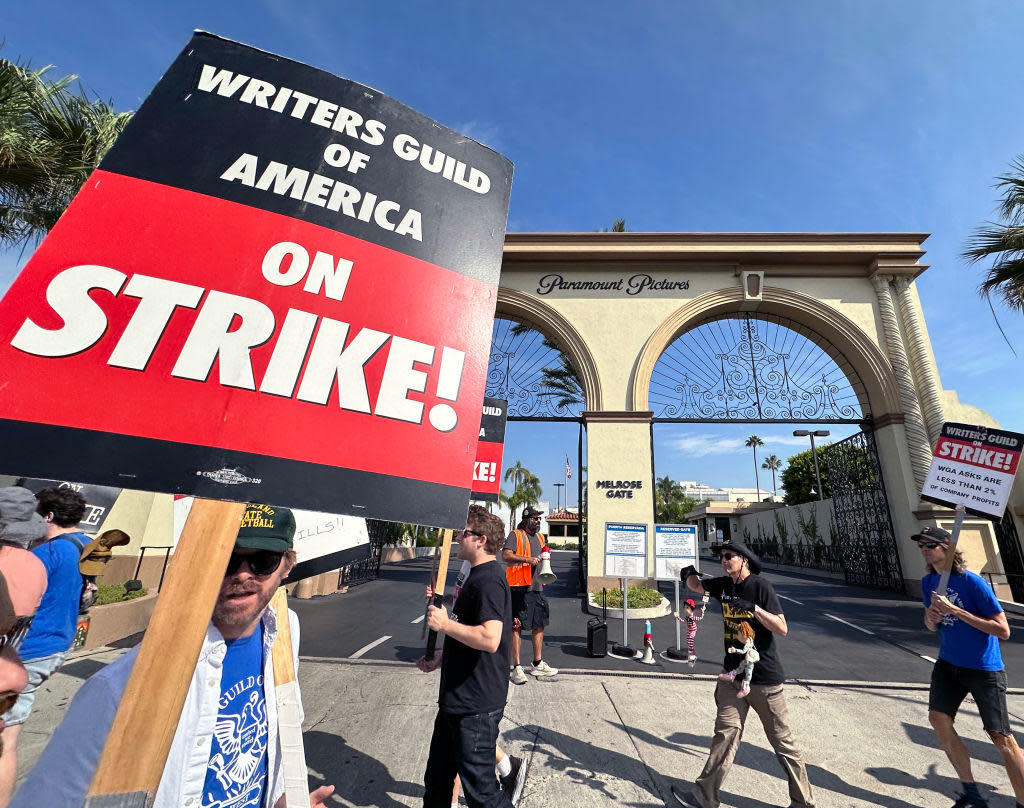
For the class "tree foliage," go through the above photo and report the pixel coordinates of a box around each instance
[0,57,132,247]
[503,460,542,526]
[780,446,831,505]
[509,321,584,409]
[745,435,764,499]
[761,454,782,498]
[962,154,1024,311]
[654,474,702,524]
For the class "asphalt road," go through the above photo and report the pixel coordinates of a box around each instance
[290,550,1024,687]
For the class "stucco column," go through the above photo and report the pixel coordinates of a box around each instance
[891,275,945,443]
[870,274,932,489]
[583,410,656,591]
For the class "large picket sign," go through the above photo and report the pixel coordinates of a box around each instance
[0,33,512,528]
[922,422,1023,519]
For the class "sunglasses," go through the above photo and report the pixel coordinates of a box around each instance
[720,552,740,561]
[0,615,33,653]
[918,541,944,550]
[226,550,284,577]
[455,528,485,541]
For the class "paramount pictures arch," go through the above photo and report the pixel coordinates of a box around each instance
[493,232,1024,598]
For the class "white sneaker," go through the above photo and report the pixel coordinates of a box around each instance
[529,660,558,677]
[510,665,528,685]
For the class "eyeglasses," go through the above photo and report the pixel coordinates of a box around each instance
[455,528,485,541]
[226,550,284,577]
[720,552,739,561]
[918,542,943,551]
[0,615,33,653]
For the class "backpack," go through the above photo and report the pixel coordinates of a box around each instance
[54,533,97,613]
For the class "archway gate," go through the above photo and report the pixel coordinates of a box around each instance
[494,233,1023,596]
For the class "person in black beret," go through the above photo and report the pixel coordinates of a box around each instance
[671,540,815,808]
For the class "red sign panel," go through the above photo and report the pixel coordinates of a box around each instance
[0,34,512,528]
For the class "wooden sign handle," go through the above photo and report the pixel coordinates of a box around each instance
[270,587,309,807]
[85,498,246,808]
[936,505,967,597]
[425,528,454,657]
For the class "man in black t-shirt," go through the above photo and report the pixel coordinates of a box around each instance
[417,505,514,808]
[672,540,815,808]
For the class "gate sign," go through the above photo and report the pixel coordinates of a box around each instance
[654,524,697,581]
[0,33,513,528]
[922,422,1023,519]
[471,398,507,503]
[604,522,647,578]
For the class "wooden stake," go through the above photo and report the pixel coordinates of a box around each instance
[85,498,246,808]
[936,505,967,598]
[425,528,454,657]
[270,587,309,808]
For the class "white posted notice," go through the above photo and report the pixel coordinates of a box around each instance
[655,524,698,581]
[604,522,647,578]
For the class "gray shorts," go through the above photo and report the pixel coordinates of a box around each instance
[2,651,66,726]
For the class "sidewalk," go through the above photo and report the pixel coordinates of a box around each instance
[15,650,1024,807]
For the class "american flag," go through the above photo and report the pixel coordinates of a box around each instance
[565,456,572,479]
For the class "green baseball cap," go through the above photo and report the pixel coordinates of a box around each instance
[235,504,296,552]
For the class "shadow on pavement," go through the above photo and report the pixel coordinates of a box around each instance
[304,728,422,807]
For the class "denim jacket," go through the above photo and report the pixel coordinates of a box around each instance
[11,607,301,808]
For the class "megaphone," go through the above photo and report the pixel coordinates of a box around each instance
[537,548,556,585]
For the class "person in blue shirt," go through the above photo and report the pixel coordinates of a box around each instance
[914,524,1024,808]
[0,486,87,806]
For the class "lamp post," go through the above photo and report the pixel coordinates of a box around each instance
[793,429,830,500]
[553,482,564,511]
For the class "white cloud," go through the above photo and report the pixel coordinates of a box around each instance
[668,432,810,458]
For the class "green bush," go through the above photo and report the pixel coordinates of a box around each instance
[414,534,438,547]
[546,541,579,550]
[591,585,661,609]
[95,583,148,605]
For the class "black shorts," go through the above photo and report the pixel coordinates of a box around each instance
[929,658,1012,735]
[510,587,550,631]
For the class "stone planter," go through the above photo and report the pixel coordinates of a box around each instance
[586,592,671,620]
[81,591,158,651]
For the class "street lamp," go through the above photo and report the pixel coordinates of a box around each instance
[793,429,830,500]
[553,482,564,511]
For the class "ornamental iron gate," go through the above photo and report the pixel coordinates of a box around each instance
[650,313,866,423]
[993,510,1024,603]
[823,428,905,593]
[486,317,586,590]
[336,519,391,585]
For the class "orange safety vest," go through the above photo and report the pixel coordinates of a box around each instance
[505,530,546,588]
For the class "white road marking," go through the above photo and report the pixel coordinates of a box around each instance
[411,614,425,624]
[350,635,392,659]
[778,595,804,605]
[920,654,937,663]
[825,613,876,635]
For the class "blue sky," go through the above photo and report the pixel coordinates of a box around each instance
[3,1,1023,504]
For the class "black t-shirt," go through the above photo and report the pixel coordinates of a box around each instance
[704,574,785,686]
[439,559,512,714]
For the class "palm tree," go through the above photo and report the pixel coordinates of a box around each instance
[962,155,1024,311]
[745,435,764,501]
[0,57,132,248]
[509,322,584,409]
[761,454,782,500]
[503,461,541,526]
[655,475,679,505]
[611,218,627,232]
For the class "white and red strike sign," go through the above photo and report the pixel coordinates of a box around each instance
[922,422,1023,519]
[471,397,507,503]
[0,33,512,528]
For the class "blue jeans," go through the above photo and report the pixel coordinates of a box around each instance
[423,707,511,808]
[2,651,66,726]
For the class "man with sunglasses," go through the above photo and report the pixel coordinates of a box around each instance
[673,540,815,808]
[913,525,1022,808]
[417,505,514,808]
[11,503,335,808]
